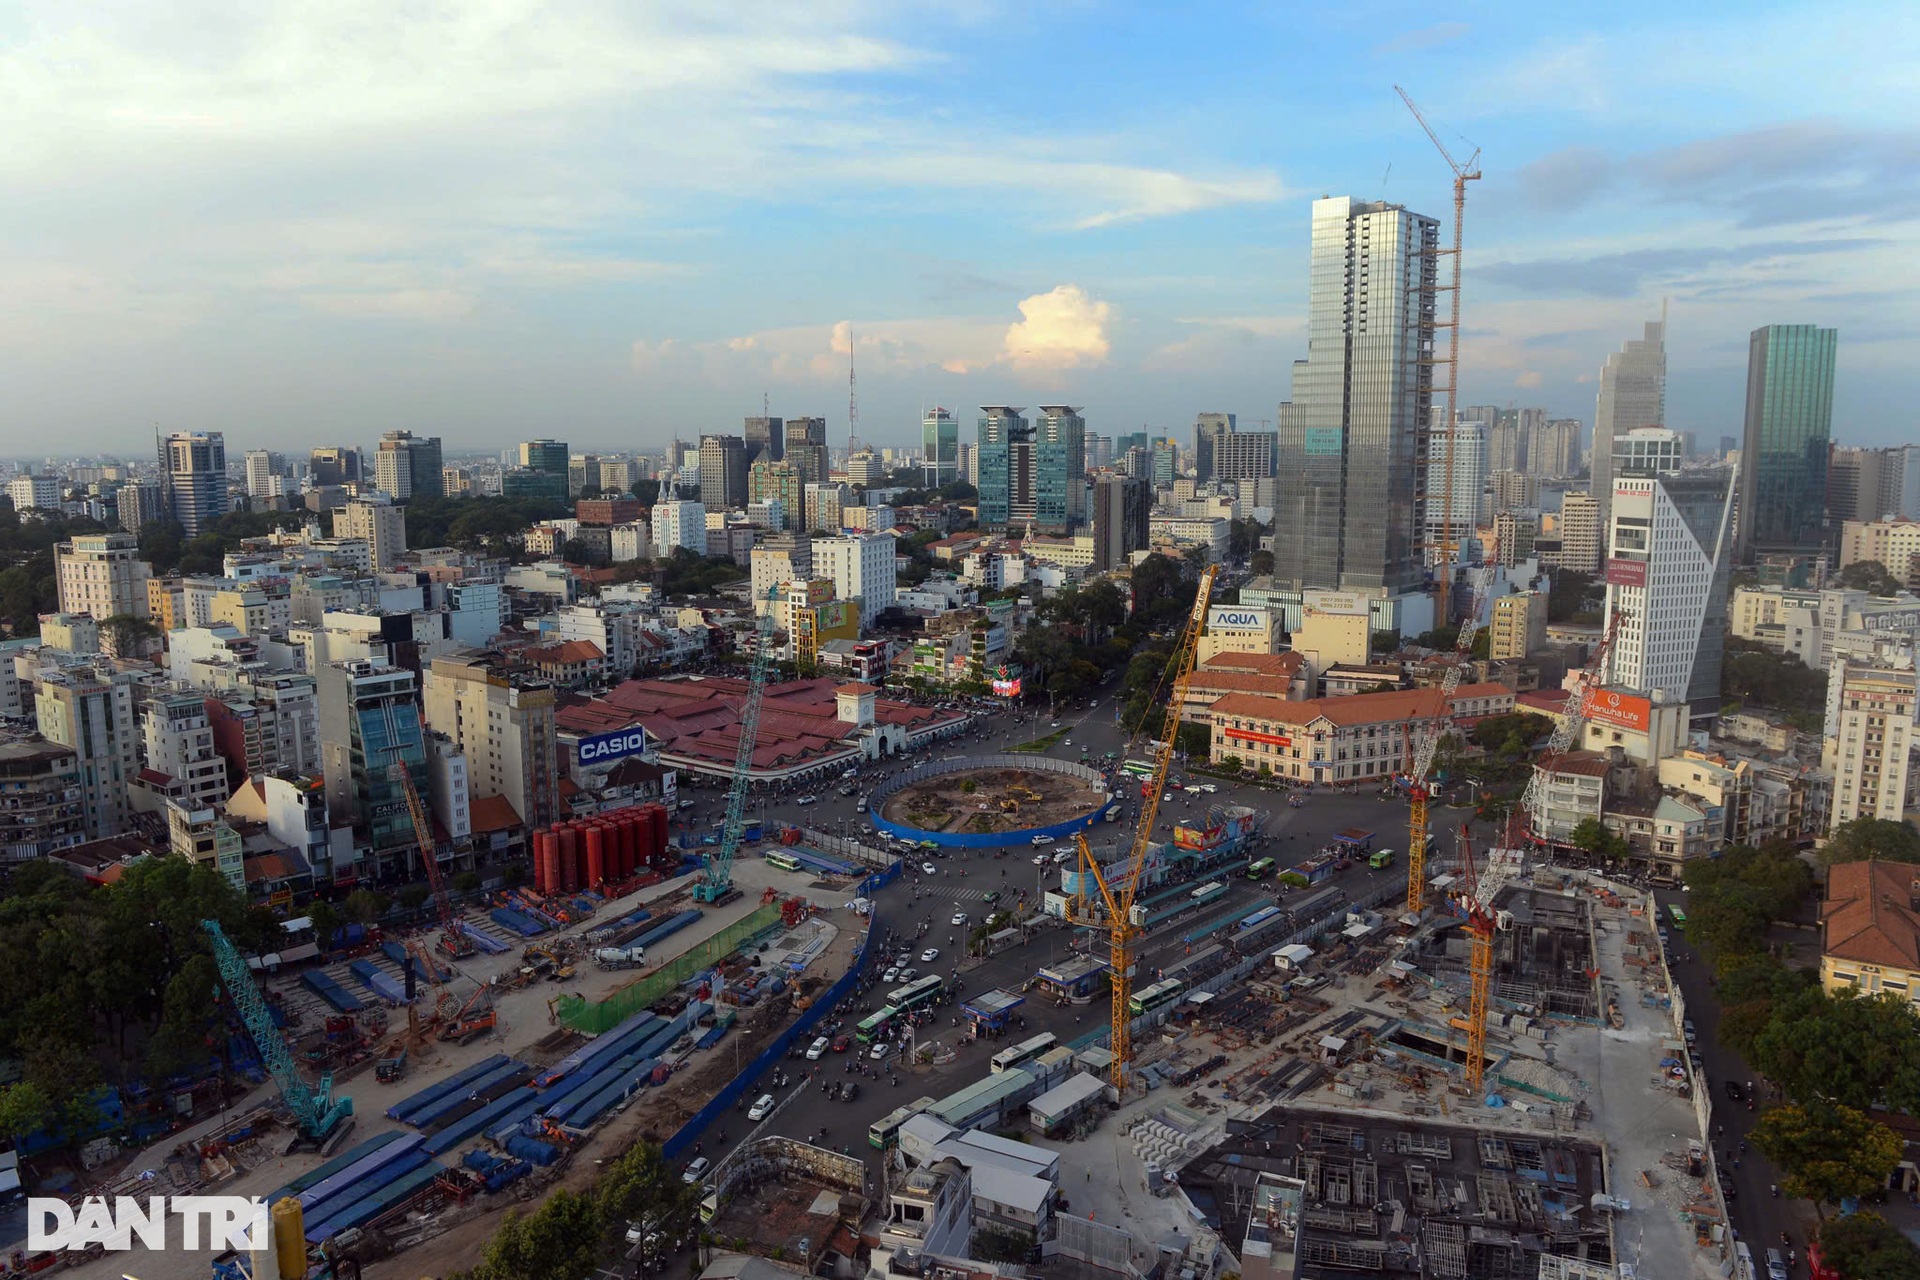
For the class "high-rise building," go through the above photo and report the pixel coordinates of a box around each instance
[922,409,958,487]
[744,416,784,466]
[1150,440,1178,487]
[652,501,707,557]
[846,450,884,487]
[308,446,362,487]
[1035,405,1088,529]
[567,453,600,497]
[1193,413,1236,484]
[316,658,431,873]
[243,450,286,501]
[1739,324,1838,560]
[115,482,166,534]
[1274,196,1438,614]
[813,533,896,625]
[958,442,978,488]
[1839,518,1920,590]
[519,439,570,476]
[1529,420,1582,478]
[140,691,230,815]
[597,458,639,494]
[423,650,559,830]
[1544,491,1602,575]
[1821,661,1917,830]
[374,430,443,502]
[337,495,408,572]
[976,407,1031,528]
[749,459,805,524]
[34,665,139,839]
[55,532,151,622]
[6,473,62,512]
[698,434,749,510]
[749,533,813,613]
[1488,591,1547,660]
[204,673,322,788]
[1423,421,1488,556]
[1215,431,1277,485]
[1829,445,1920,524]
[1602,433,1736,716]
[805,483,848,534]
[1590,318,1667,524]
[160,430,228,536]
[1092,473,1151,572]
[1087,434,1113,472]
[1489,470,1538,514]
[1613,426,1686,479]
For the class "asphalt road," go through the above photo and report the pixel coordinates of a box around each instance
[1651,888,1817,1262]
[671,689,1433,1180]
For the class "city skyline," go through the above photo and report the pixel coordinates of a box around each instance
[4,0,1917,454]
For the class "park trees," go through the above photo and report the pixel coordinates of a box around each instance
[1751,1102,1904,1208]
[1749,988,1920,1114]
[1819,818,1920,868]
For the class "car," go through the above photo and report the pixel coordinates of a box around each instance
[983,890,1000,903]
[1032,854,1050,865]
[625,1220,652,1246]
[922,861,937,874]
[837,785,856,797]
[899,967,919,980]
[1724,1080,1744,1101]
[831,1034,851,1052]
[1052,850,1073,864]
[855,798,868,812]
[805,1036,830,1060]
[1063,737,1072,746]
[683,1156,711,1184]
[1050,721,1061,728]
[1193,783,1217,794]
[921,948,939,962]
[795,795,817,806]
[882,966,900,983]
[677,799,696,810]
[748,1093,776,1120]
[1030,834,1050,847]
[1683,1019,1697,1044]
[951,912,968,926]
[841,1081,861,1103]
[1717,1171,1737,1200]
[869,1041,893,1060]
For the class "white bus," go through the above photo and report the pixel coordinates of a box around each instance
[990,1032,1059,1074]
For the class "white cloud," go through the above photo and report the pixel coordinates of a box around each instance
[1002,286,1113,373]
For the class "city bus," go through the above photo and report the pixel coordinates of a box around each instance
[1369,848,1395,870]
[1245,857,1278,881]
[1190,881,1229,907]
[869,1096,938,1149]
[1236,905,1282,935]
[1128,978,1186,1017]
[765,850,804,872]
[1120,759,1155,779]
[856,1005,899,1043]
[886,975,944,1012]
[990,1032,1059,1074]
[1668,904,1688,931]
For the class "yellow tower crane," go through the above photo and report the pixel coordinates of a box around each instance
[1069,565,1216,1092]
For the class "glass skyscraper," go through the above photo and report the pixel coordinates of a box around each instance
[1738,324,1837,559]
[976,407,1029,527]
[1034,406,1087,528]
[922,408,958,487]
[1589,317,1667,525]
[1274,196,1439,598]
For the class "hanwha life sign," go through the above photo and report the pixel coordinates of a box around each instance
[1587,689,1652,733]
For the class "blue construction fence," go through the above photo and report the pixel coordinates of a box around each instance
[662,910,880,1161]
[865,753,1113,850]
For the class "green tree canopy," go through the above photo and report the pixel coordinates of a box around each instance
[1836,560,1905,596]
[1820,818,1920,868]
[1750,988,1920,1113]
[1816,1211,1920,1277]
[458,1188,605,1280]
[1750,1102,1904,1206]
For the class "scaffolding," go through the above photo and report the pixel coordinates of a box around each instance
[554,905,784,1035]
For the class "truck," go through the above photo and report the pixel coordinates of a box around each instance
[375,1047,408,1083]
[595,945,647,970]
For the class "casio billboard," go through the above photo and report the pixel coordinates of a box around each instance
[578,727,649,765]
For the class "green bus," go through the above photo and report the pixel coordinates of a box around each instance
[856,1006,899,1043]
[1369,849,1395,870]
[887,975,944,1012]
[1667,904,1688,930]
[765,850,803,872]
[1245,857,1277,881]
[869,1097,937,1149]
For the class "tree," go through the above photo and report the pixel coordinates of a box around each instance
[1750,988,1920,1114]
[307,901,344,952]
[1819,818,1920,868]
[453,871,483,894]
[597,1142,700,1257]
[1750,1102,1903,1208]
[1837,560,1904,596]
[397,884,433,913]
[98,613,159,655]
[1546,570,1597,623]
[1816,1211,1920,1276]
[458,1189,606,1280]
[1568,818,1610,856]
[629,479,662,505]
[1370,629,1400,654]
[1219,754,1243,773]
[342,889,390,925]
[1249,549,1274,576]
[1175,722,1210,757]
[1715,956,1815,1061]
[0,1081,55,1138]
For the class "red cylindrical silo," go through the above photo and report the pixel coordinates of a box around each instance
[532,829,552,893]
[608,811,629,880]
[542,833,560,896]
[645,803,668,862]
[558,824,579,893]
[585,824,606,887]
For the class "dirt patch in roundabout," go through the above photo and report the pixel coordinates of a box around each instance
[880,765,1107,836]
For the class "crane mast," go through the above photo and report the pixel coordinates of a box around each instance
[697,587,779,904]
[1453,823,1496,1094]
[1402,561,1494,915]
[204,920,354,1146]
[1070,565,1216,1092]
[1518,607,1627,842]
[380,702,475,959]
[1396,85,1481,633]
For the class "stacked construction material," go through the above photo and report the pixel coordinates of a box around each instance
[347,959,410,1003]
[530,803,672,894]
[301,971,364,1013]
[294,1132,444,1243]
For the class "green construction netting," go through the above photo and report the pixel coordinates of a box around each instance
[554,904,787,1036]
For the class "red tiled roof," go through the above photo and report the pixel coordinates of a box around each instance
[837,682,880,695]
[1519,690,1572,714]
[527,639,606,665]
[469,795,523,834]
[1823,860,1920,970]
[1200,651,1305,676]
[1208,682,1511,728]
[1538,751,1611,778]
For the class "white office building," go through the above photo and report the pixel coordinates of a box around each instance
[813,534,896,626]
[652,501,707,558]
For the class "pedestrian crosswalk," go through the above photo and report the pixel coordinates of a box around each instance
[903,886,1011,903]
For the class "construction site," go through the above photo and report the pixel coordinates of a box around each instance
[880,763,1108,837]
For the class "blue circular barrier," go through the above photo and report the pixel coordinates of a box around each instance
[867,753,1112,849]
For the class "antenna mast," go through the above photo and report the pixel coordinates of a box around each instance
[1396,84,1482,631]
[847,327,862,457]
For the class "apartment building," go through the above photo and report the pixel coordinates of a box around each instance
[421,650,560,831]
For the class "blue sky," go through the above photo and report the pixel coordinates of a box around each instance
[3,0,1916,455]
